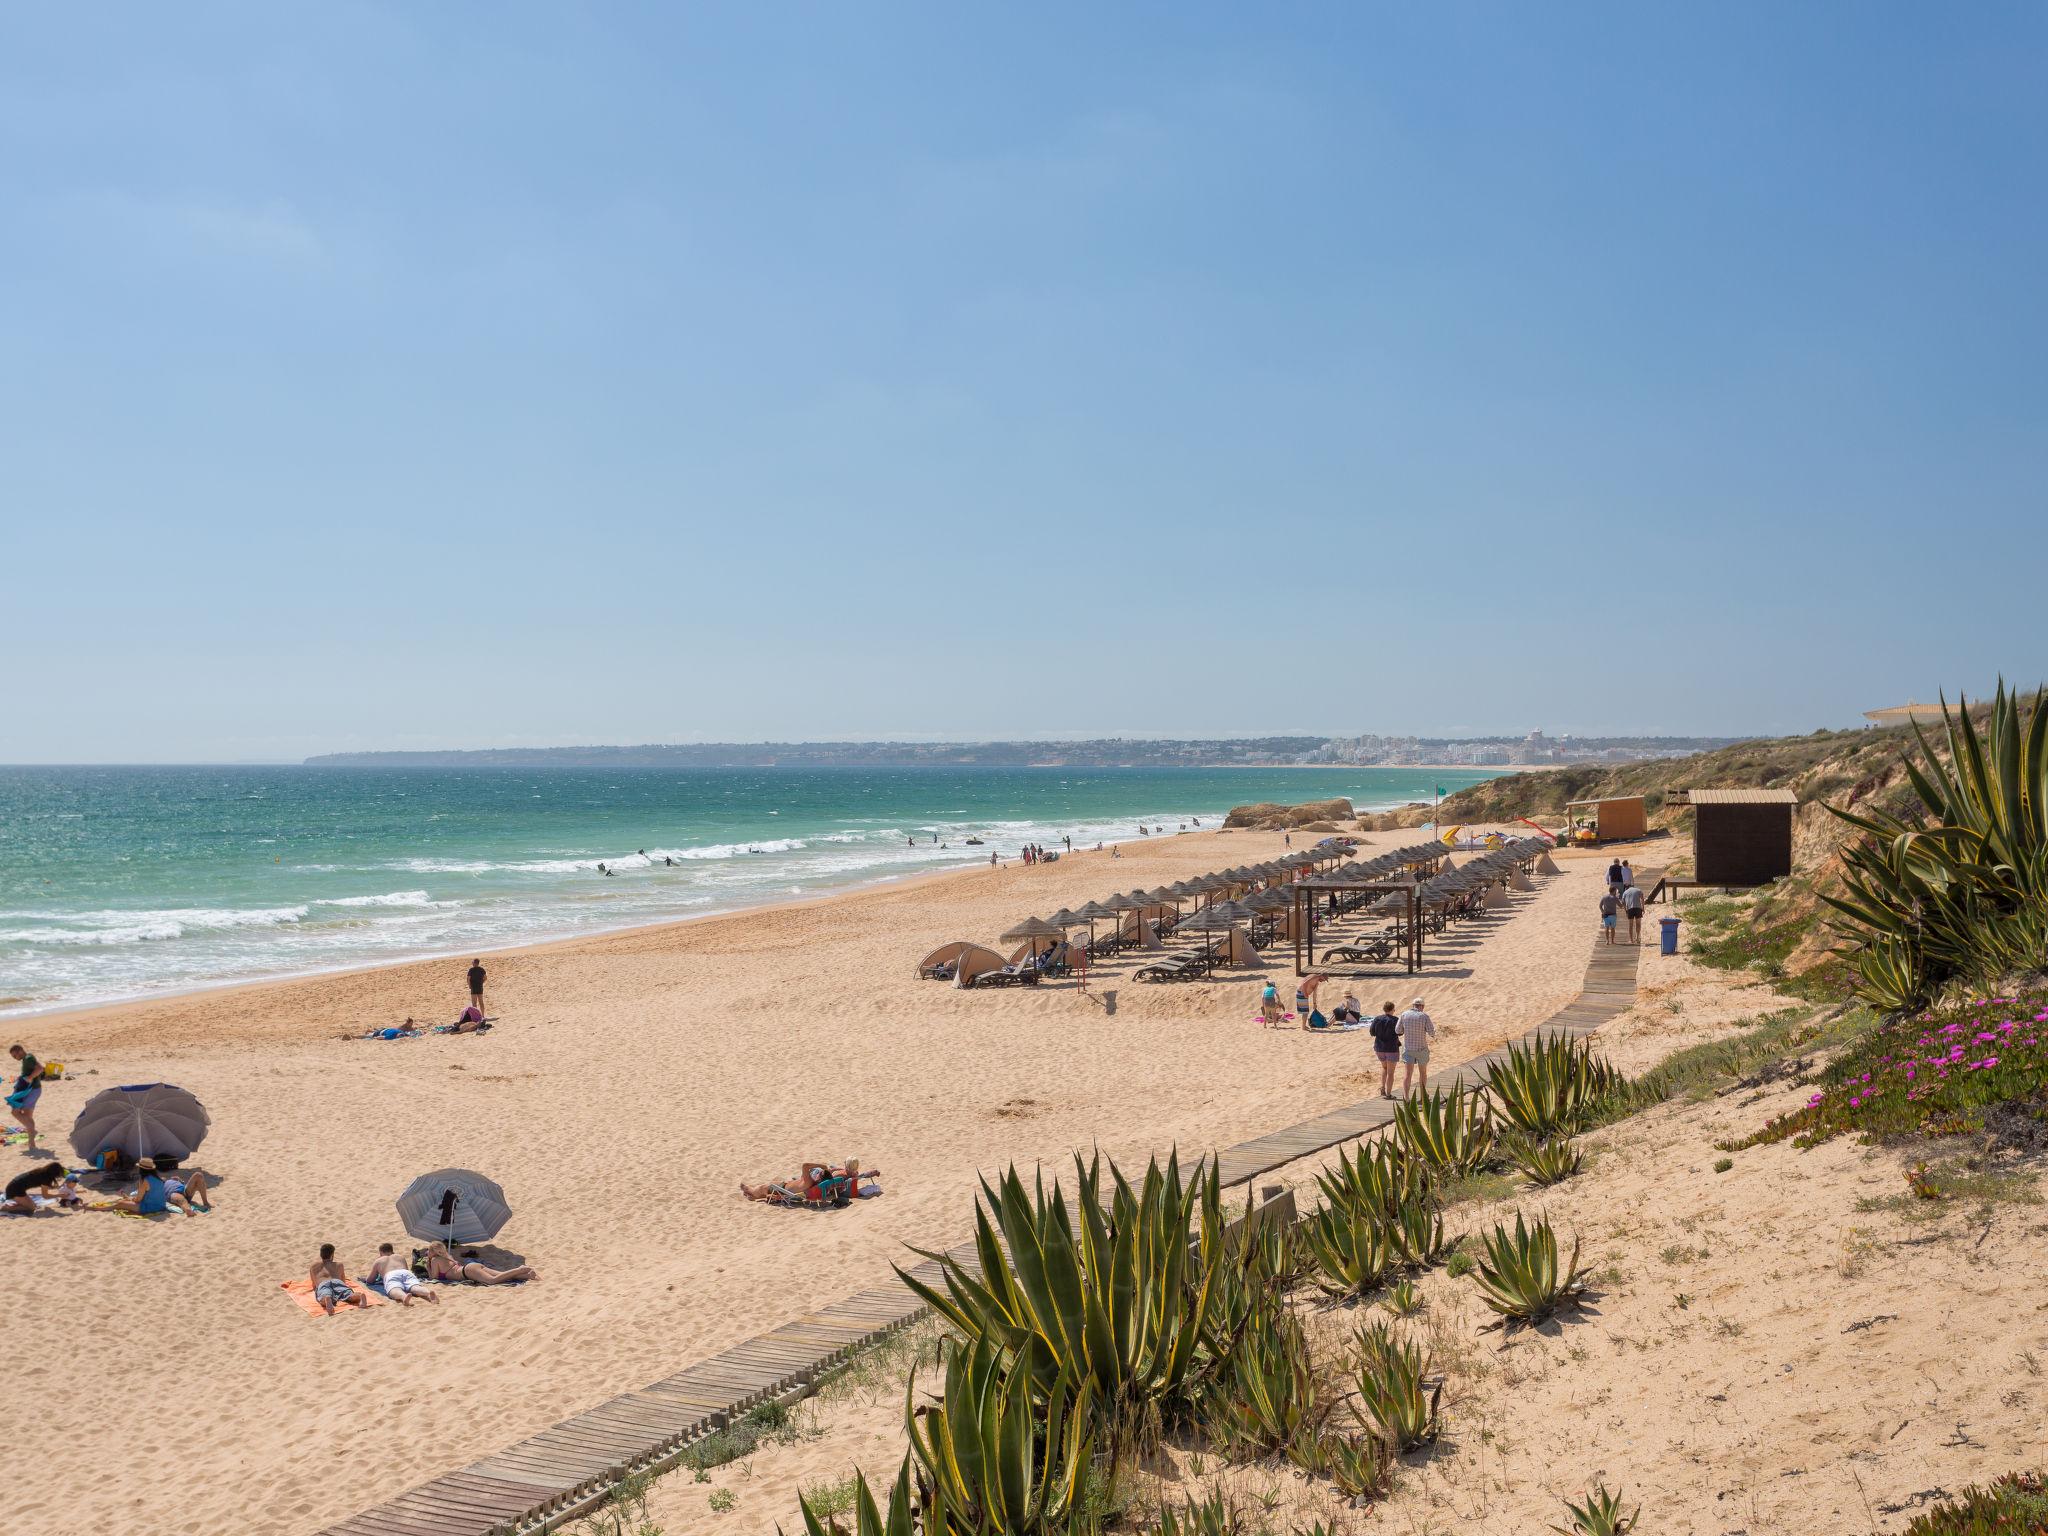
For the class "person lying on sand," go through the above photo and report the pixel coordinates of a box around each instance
[312,1243,368,1313]
[3,1161,69,1215]
[366,1242,439,1305]
[111,1158,209,1217]
[423,1240,538,1284]
[445,1007,490,1034]
[741,1159,875,1204]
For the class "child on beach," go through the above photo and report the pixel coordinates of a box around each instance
[1598,890,1620,944]
[1397,999,1436,1096]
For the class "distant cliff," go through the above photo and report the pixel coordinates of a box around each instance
[304,738,1332,769]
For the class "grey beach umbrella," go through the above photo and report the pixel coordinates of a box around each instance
[69,1083,210,1165]
[397,1167,513,1247]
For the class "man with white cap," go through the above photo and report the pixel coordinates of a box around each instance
[1397,997,1437,1097]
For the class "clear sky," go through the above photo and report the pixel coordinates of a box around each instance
[4,5,2044,762]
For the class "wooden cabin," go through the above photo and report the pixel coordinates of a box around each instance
[1689,788,1796,886]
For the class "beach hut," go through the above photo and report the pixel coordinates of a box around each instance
[1563,795,1648,844]
[1688,788,1797,886]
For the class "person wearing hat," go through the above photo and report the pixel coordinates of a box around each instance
[111,1158,207,1217]
[1397,998,1437,1097]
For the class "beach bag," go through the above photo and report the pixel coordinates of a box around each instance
[1307,1009,1329,1030]
[410,1247,430,1279]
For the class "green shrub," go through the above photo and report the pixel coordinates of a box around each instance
[1900,1469,2048,1534]
[1730,995,2048,1149]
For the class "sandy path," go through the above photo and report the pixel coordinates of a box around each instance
[4,824,1606,1536]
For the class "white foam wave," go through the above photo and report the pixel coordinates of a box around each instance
[319,890,437,909]
[0,904,309,946]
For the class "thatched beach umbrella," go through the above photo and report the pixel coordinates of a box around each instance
[999,915,1066,963]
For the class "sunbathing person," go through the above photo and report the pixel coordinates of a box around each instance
[3,1161,69,1216]
[366,1242,439,1305]
[741,1159,873,1204]
[446,1006,489,1034]
[112,1158,206,1217]
[311,1243,368,1313]
[423,1239,538,1284]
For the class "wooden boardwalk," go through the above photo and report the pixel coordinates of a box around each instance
[321,870,1657,1536]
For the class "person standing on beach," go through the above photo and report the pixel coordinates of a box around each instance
[1369,1001,1402,1099]
[1397,999,1436,1096]
[466,960,487,1016]
[1621,882,1646,944]
[1605,858,1625,898]
[1598,889,1620,944]
[8,1043,45,1152]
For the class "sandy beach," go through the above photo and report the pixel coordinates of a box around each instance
[5,823,1608,1536]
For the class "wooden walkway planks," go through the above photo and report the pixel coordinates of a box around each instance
[319,869,1657,1536]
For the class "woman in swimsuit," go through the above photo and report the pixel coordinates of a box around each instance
[423,1240,539,1284]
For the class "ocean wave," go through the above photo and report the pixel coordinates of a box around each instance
[0,903,310,946]
[319,890,438,909]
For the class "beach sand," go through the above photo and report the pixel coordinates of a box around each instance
[4,824,1609,1536]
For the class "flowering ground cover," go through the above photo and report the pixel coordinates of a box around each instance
[1733,996,2048,1149]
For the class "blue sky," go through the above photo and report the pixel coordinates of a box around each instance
[3,4,2044,761]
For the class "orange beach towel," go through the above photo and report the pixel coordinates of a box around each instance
[279,1276,388,1316]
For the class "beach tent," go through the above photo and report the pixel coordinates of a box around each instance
[70,1083,210,1166]
[947,943,1010,987]
[917,940,992,979]
[397,1167,512,1247]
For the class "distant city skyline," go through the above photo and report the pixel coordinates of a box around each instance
[4,4,2044,762]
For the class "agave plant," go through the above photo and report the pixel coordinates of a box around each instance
[1203,1280,1321,1457]
[1508,1134,1583,1188]
[1825,682,2048,1009]
[1303,1198,1400,1299]
[1393,1084,1497,1173]
[1315,1139,1431,1225]
[1155,1490,1235,1536]
[1470,1211,1585,1326]
[1381,1278,1423,1317]
[1484,1033,1623,1138]
[1550,1481,1638,1535]
[898,1152,1227,1446]
[904,1336,1095,1536]
[1308,1432,1390,1501]
[1388,1195,1451,1267]
[787,1463,918,1536]
[1348,1319,1440,1450]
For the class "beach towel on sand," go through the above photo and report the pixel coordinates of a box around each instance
[279,1277,388,1316]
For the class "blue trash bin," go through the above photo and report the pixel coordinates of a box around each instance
[1659,916,1680,956]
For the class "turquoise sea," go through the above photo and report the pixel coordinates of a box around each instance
[0,765,1497,1016]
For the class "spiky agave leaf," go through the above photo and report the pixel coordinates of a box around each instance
[1470,1211,1585,1325]
[1349,1319,1440,1450]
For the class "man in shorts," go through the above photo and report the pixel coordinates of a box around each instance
[310,1243,368,1314]
[367,1242,439,1305]
[1397,998,1437,1097]
[1621,882,1646,944]
[466,959,487,1016]
[1598,889,1620,944]
[8,1043,45,1151]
